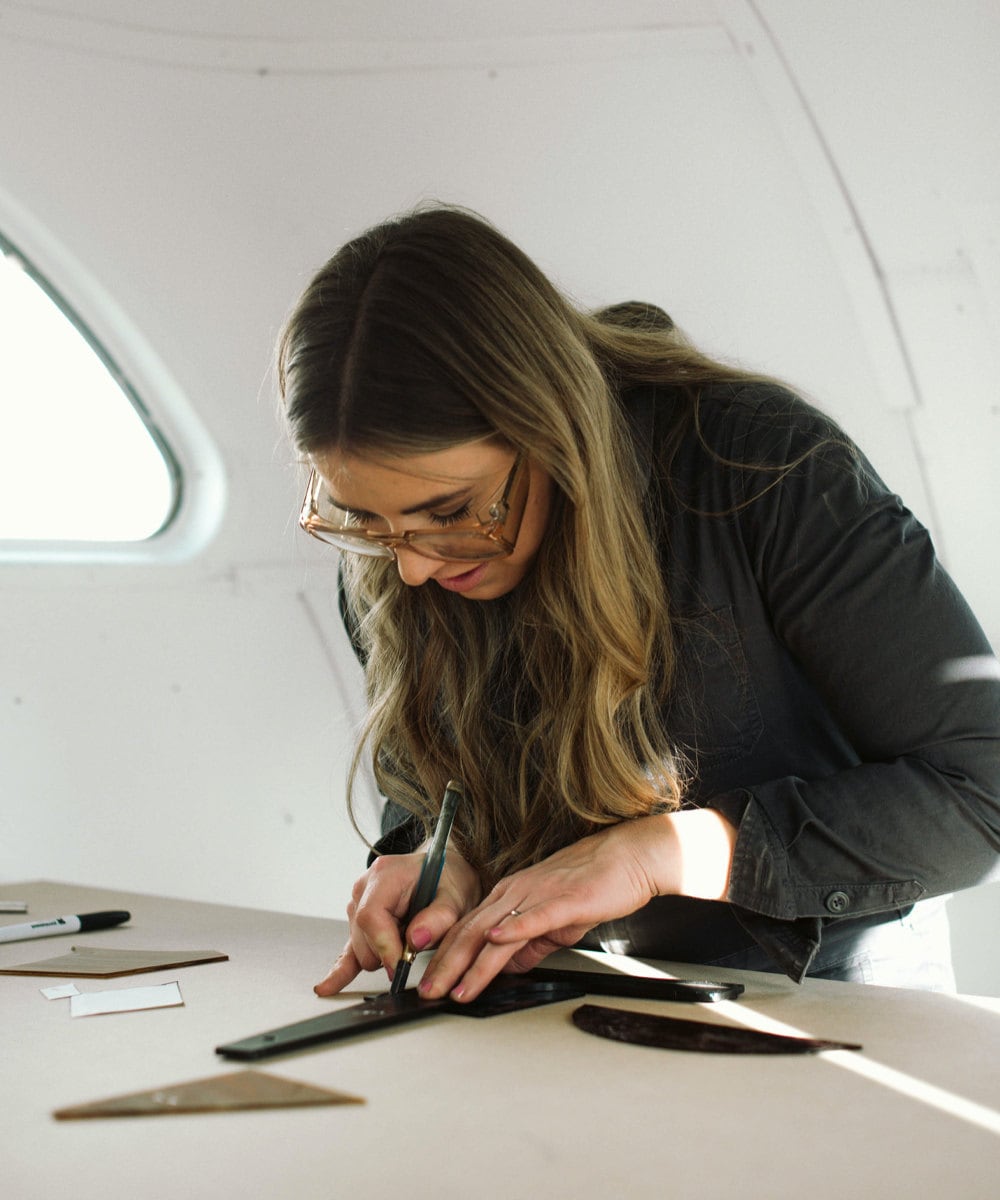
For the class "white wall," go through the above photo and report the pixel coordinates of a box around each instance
[1,2,997,992]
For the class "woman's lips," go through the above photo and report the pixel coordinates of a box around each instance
[435,562,489,593]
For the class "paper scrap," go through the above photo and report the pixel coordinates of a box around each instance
[41,983,80,1000]
[69,980,184,1018]
[0,945,228,978]
[53,1069,365,1119]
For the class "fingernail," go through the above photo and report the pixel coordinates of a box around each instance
[410,927,432,951]
[450,984,465,1001]
[418,978,434,997]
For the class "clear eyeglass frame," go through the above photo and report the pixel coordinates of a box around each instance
[299,453,529,561]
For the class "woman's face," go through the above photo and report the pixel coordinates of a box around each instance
[310,441,554,600]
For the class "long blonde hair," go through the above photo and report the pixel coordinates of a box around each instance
[278,205,772,886]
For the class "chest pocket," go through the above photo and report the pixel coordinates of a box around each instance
[669,604,763,772]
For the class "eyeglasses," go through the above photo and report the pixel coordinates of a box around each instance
[299,454,529,561]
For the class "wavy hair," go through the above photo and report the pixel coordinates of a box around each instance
[278,205,774,887]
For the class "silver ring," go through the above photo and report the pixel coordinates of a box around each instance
[507,909,522,918]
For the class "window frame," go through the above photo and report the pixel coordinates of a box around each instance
[0,210,225,565]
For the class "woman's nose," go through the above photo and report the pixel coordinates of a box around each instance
[393,545,442,587]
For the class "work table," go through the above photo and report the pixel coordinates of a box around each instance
[3,880,998,1198]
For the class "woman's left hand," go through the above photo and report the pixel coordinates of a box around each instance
[416,808,736,1003]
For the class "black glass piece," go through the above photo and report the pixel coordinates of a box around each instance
[572,1003,862,1054]
[522,967,743,1004]
[447,979,583,1017]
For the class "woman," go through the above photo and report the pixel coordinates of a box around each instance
[278,205,999,1001]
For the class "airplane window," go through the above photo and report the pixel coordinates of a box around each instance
[0,236,179,542]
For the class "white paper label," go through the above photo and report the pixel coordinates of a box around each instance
[69,981,184,1018]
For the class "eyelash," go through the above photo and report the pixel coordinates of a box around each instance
[344,503,473,528]
[428,503,472,527]
[343,510,377,527]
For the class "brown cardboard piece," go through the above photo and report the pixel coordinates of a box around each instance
[0,945,228,977]
[53,1070,364,1119]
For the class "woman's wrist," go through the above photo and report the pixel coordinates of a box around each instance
[635,809,737,902]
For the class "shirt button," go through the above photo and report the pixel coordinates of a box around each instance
[825,891,851,914]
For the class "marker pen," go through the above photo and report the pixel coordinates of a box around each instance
[0,910,130,944]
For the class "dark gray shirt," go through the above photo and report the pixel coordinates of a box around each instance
[360,382,1000,981]
[603,382,1000,978]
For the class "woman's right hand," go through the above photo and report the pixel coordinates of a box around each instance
[313,848,482,995]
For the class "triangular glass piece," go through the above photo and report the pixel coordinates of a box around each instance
[53,1070,364,1119]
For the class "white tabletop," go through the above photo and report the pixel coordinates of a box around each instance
[3,881,999,1199]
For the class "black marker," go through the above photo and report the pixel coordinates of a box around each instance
[389,780,465,995]
[0,910,130,944]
